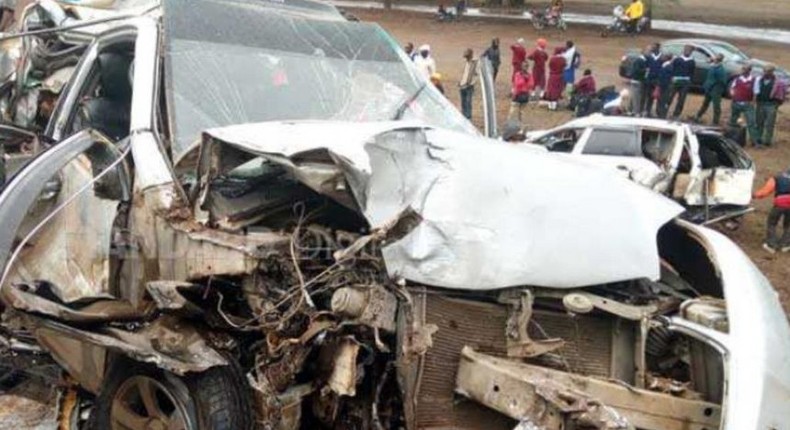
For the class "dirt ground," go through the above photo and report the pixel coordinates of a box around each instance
[355,8,790,313]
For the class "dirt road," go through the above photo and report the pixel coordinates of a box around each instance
[355,8,790,313]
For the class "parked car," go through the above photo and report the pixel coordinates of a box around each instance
[619,38,789,91]
[525,115,755,226]
[0,1,787,430]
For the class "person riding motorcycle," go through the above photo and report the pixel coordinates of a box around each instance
[624,0,645,33]
[548,0,564,22]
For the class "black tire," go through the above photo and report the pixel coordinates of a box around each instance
[89,357,253,430]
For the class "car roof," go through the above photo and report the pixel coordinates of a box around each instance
[664,38,724,45]
[560,115,686,131]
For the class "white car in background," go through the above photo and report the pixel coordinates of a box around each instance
[525,115,756,226]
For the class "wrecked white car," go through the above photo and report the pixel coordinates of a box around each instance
[524,115,756,227]
[0,1,788,430]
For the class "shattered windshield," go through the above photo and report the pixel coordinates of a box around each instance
[163,0,474,158]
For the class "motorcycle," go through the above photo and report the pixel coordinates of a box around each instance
[601,5,649,37]
[530,7,567,31]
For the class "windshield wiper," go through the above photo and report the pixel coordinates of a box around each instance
[392,82,428,120]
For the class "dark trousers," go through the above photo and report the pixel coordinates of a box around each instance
[756,102,779,146]
[669,80,691,119]
[729,102,760,146]
[641,80,657,116]
[460,86,474,120]
[656,84,672,118]
[766,206,790,248]
[491,63,500,81]
[695,86,724,125]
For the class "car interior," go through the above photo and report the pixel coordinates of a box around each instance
[69,42,135,142]
[535,128,583,152]
[641,129,676,169]
[696,132,752,169]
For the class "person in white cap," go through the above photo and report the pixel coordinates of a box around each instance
[414,44,437,80]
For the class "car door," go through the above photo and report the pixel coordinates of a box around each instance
[1,22,148,305]
[0,130,131,304]
[684,131,755,207]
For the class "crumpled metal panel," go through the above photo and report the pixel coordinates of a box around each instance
[680,222,790,429]
[9,156,119,303]
[0,379,61,430]
[204,121,684,290]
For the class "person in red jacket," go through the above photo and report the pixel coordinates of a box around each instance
[511,38,527,76]
[527,38,548,99]
[573,69,596,97]
[508,62,535,125]
[545,47,566,110]
[754,168,790,253]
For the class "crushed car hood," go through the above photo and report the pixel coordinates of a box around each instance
[204,121,684,290]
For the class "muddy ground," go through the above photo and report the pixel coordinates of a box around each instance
[355,8,790,313]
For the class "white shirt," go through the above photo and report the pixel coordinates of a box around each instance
[562,47,576,71]
[414,55,436,80]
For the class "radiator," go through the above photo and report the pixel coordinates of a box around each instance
[409,292,621,430]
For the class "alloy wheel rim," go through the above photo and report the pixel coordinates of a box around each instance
[110,375,191,430]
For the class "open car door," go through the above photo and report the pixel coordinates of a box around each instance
[0,130,131,309]
[478,56,497,138]
[684,131,755,207]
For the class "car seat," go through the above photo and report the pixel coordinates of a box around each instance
[76,52,133,141]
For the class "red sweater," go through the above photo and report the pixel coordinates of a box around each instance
[511,45,527,67]
[730,74,755,102]
[512,70,534,96]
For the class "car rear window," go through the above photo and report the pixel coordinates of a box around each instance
[582,129,640,156]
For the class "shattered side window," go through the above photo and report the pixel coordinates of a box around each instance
[582,128,640,157]
[163,0,474,158]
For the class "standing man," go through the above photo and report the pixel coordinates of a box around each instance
[668,45,695,119]
[562,40,580,94]
[693,54,727,125]
[511,38,527,77]
[755,65,787,147]
[527,38,549,99]
[545,47,567,111]
[509,62,534,126]
[483,38,501,81]
[414,45,436,80]
[754,167,790,253]
[628,47,648,116]
[656,54,674,118]
[404,42,416,61]
[729,65,761,147]
[459,48,479,120]
[642,43,662,116]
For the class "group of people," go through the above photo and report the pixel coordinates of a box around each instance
[627,43,787,148]
[403,36,595,126]
[505,37,594,126]
[625,43,694,120]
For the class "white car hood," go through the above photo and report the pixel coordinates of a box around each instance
[204,121,684,290]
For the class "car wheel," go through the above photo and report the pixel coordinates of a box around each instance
[89,358,253,430]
